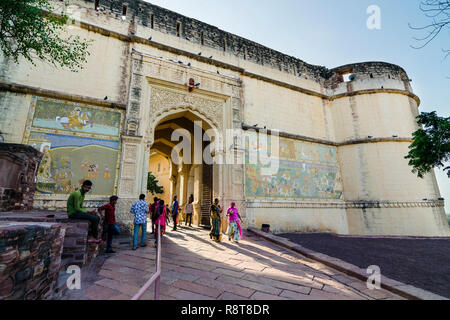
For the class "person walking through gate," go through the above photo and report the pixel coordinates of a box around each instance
[98,196,119,254]
[185,194,194,227]
[150,197,159,234]
[210,198,223,242]
[67,180,101,244]
[154,199,167,247]
[171,196,180,231]
[131,194,149,250]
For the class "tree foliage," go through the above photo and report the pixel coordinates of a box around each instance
[147,172,164,195]
[405,111,450,178]
[0,0,91,71]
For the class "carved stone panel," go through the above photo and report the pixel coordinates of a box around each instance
[146,85,226,143]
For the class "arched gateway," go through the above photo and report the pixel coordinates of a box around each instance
[114,51,246,231]
[148,109,219,228]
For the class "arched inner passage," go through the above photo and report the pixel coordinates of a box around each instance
[148,110,217,227]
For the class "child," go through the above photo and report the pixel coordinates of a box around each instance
[98,196,119,254]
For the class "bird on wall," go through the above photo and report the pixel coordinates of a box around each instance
[148,36,152,41]
[187,63,191,67]
[209,56,213,59]
[198,52,202,56]
[104,96,108,101]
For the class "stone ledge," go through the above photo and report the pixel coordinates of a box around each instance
[247,227,448,301]
[245,199,445,209]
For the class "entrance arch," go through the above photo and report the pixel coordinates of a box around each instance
[147,108,220,227]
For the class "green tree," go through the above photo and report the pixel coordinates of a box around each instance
[405,111,450,178]
[147,172,164,195]
[0,0,91,71]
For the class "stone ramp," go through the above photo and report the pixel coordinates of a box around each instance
[62,226,403,300]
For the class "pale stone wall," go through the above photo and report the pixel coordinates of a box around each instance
[0,92,32,144]
[0,0,447,236]
[242,78,329,139]
[148,153,171,204]
[246,207,349,234]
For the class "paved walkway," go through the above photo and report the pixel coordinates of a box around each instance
[64,226,403,300]
[279,233,450,299]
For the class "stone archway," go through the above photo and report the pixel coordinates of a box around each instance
[147,108,221,227]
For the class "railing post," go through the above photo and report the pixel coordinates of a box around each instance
[131,221,162,301]
[155,221,161,300]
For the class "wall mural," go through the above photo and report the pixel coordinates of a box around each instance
[245,135,343,200]
[32,98,121,136]
[24,97,124,196]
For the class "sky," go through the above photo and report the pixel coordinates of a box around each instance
[144,0,450,212]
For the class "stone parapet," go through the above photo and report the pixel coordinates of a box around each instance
[0,221,65,300]
[0,143,42,212]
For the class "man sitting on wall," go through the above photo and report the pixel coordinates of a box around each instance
[67,180,101,243]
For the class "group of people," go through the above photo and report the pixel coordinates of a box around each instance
[210,199,243,243]
[66,180,243,254]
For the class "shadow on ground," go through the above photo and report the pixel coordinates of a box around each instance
[278,233,450,298]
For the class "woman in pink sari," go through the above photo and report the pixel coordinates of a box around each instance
[226,202,243,243]
[154,200,166,247]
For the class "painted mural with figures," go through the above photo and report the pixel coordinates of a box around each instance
[245,134,343,200]
[24,97,124,196]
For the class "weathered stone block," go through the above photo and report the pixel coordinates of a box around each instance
[15,267,32,284]
[0,249,18,264]
[0,276,14,298]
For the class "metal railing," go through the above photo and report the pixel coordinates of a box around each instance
[132,222,161,300]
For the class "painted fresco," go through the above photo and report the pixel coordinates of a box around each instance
[24,97,124,196]
[32,98,122,136]
[28,132,119,195]
[245,135,343,200]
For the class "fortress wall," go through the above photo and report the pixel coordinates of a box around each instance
[345,206,449,237]
[327,62,413,95]
[0,25,130,104]
[0,0,447,236]
[329,64,449,236]
[331,94,420,142]
[0,92,33,144]
[242,78,329,139]
[67,0,327,92]
[337,142,435,201]
[245,207,349,234]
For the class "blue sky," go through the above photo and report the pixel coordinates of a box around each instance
[145,0,449,212]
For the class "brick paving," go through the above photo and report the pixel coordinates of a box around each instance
[63,226,404,300]
[278,233,450,299]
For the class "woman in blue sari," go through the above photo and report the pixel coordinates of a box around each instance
[210,198,222,242]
